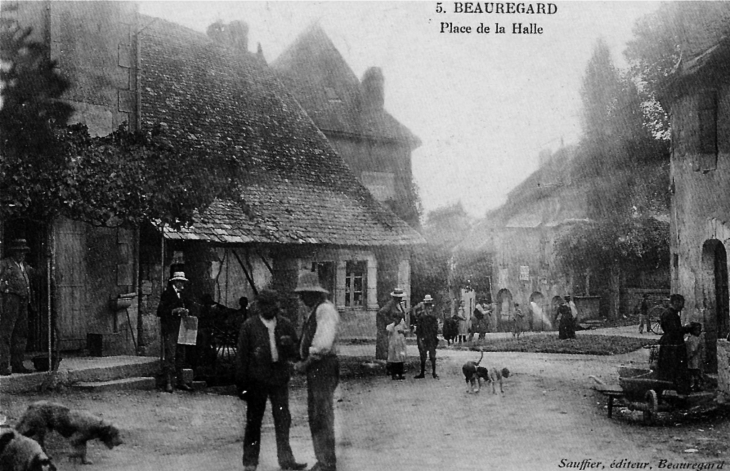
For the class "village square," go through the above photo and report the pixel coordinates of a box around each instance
[2,1,730,471]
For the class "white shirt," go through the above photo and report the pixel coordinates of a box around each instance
[260,316,279,362]
[308,300,340,357]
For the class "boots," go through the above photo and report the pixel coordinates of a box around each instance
[431,360,438,379]
[415,361,426,378]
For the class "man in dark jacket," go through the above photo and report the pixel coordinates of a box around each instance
[156,271,194,392]
[0,239,35,375]
[236,289,306,471]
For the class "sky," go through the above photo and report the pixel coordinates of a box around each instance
[138,1,663,219]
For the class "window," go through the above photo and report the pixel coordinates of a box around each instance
[698,90,718,171]
[345,261,366,307]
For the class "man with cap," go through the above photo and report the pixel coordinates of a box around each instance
[376,288,406,362]
[236,289,306,471]
[0,239,35,375]
[293,272,340,471]
[413,295,439,379]
[156,270,194,392]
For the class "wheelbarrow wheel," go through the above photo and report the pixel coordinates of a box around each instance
[643,389,658,424]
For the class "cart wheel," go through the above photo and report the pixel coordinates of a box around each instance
[643,390,658,424]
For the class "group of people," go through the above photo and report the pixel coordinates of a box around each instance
[156,270,340,471]
[377,289,440,380]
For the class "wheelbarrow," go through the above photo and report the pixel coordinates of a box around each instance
[591,366,715,424]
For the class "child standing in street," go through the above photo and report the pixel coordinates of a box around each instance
[386,314,407,380]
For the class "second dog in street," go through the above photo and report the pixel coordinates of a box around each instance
[462,351,510,394]
[15,401,122,465]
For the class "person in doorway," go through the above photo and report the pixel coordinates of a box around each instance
[685,322,705,392]
[413,295,439,379]
[638,294,651,334]
[657,294,692,395]
[0,239,35,375]
[386,313,407,380]
[236,289,306,471]
[377,288,407,363]
[293,272,340,471]
[156,271,194,392]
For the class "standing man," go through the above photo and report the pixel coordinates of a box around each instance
[376,288,406,361]
[0,239,34,375]
[294,272,340,471]
[413,295,439,379]
[236,289,306,471]
[657,294,692,394]
[156,270,194,392]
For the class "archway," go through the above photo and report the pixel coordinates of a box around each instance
[701,239,729,373]
[529,292,552,331]
[495,289,513,332]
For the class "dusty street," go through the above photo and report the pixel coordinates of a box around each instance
[1,342,729,471]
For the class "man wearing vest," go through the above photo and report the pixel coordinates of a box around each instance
[294,272,340,471]
[0,239,35,375]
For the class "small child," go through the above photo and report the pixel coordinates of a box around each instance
[686,322,705,391]
[386,315,407,380]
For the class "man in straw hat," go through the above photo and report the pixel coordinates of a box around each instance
[156,270,194,392]
[376,288,407,362]
[0,239,35,375]
[413,294,439,379]
[236,289,306,471]
[293,272,340,471]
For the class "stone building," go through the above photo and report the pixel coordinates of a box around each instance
[663,35,730,373]
[272,25,422,230]
[2,2,424,356]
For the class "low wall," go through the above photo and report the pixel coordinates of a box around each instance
[574,296,601,321]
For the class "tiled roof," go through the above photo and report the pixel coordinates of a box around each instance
[272,24,421,148]
[139,17,424,246]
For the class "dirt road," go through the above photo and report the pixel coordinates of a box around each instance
[2,343,729,471]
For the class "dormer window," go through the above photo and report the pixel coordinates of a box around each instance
[324,86,341,103]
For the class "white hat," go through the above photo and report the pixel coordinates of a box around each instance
[390,288,405,298]
[294,272,329,294]
[169,271,188,282]
[423,294,434,303]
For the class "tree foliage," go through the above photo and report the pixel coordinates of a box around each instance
[0,16,246,229]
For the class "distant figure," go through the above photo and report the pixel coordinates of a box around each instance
[456,301,468,343]
[556,297,575,340]
[442,313,459,346]
[637,294,650,334]
[469,300,490,343]
[156,271,194,392]
[386,314,407,380]
[512,303,525,338]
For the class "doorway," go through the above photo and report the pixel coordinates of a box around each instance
[701,239,729,373]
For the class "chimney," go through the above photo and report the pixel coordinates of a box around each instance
[206,20,249,52]
[361,67,384,111]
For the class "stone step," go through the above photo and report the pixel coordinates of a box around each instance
[73,377,157,392]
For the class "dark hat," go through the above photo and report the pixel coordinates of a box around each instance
[294,272,329,294]
[256,289,280,306]
[8,239,30,253]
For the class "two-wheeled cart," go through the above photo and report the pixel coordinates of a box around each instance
[592,366,714,424]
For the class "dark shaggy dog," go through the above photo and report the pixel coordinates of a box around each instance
[15,401,122,465]
[0,427,56,471]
